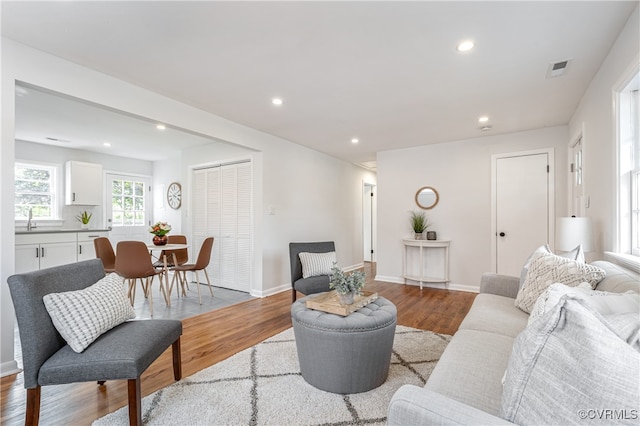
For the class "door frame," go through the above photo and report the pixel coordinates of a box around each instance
[104,171,152,245]
[490,148,555,273]
[362,181,377,262]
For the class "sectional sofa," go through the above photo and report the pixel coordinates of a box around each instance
[388,253,640,425]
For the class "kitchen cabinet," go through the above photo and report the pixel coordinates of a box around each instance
[65,161,103,205]
[15,233,77,274]
[77,232,108,262]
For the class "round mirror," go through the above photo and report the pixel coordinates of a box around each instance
[415,186,439,210]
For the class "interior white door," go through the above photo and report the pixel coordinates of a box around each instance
[570,137,585,216]
[363,183,376,262]
[495,153,551,276]
[105,173,151,247]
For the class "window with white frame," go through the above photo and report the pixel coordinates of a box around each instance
[618,71,640,256]
[14,162,58,220]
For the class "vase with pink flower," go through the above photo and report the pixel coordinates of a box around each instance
[149,221,171,245]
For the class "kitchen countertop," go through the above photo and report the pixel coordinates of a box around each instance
[15,228,111,235]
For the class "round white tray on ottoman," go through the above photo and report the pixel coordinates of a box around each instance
[291,293,397,394]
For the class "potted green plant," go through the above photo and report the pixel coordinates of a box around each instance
[76,210,92,229]
[329,262,366,305]
[409,210,429,239]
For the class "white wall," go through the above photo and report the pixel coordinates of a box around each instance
[181,136,376,296]
[152,156,183,234]
[569,5,639,255]
[1,38,374,375]
[376,126,569,291]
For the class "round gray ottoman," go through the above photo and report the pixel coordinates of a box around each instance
[291,294,397,394]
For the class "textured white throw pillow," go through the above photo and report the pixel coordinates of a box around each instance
[515,250,605,313]
[528,282,640,325]
[298,251,336,278]
[43,273,136,353]
[519,244,584,289]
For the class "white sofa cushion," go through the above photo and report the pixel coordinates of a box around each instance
[529,282,640,325]
[501,296,639,425]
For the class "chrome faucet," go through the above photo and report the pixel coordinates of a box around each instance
[27,207,34,231]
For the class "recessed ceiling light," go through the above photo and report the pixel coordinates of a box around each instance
[457,40,475,52]
[478,116,489,123]
[156,124,166,130]
[351,138,359,144]
[272,98,283,106]
[103,142,111,147]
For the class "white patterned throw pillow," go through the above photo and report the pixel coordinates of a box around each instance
[43,273,136,353]
[519,244,584,289]
[514,250,605,313]
[299,251,336,278]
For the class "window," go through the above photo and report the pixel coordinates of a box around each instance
[618,71,640,256]
[14,162,58,220]
[110,177,147,227]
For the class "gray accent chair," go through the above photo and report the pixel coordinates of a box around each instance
[289,241,335,302]
[7,259,183,426]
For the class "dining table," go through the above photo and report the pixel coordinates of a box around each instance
[146,243,189,306]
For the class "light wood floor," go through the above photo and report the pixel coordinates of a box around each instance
[1,263,476,425]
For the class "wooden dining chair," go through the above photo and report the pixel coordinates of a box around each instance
[115,241,167,316]
[93,237,116,273]
[172,237,215,304]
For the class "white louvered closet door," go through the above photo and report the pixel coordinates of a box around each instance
[191,162,251,293]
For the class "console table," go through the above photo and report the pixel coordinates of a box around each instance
[402,239,451,289]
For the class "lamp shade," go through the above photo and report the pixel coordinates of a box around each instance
[556,217,593,252]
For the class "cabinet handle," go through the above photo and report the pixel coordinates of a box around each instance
[41,247,45,257]
[36,248,39,258]
[79,245,83,255]
[73,192,76,202]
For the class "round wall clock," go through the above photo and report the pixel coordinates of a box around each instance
[167,182,182,209]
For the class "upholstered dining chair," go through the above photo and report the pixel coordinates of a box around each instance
[93,237,116,273]
[115,241,166,316]
[153,235,189,269]
[172,237,214,304]
[289,241,335,302]
[7,259,182,426]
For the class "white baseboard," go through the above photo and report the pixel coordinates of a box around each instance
[0,360,21,378]
[344,262,364,272]
[251,283,291,298]
[374,275,479,293]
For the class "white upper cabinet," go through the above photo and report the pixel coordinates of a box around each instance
[65,161,103,205]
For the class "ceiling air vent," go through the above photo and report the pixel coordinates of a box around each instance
[546,59,572,78]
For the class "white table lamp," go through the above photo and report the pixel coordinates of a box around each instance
[556,216,593,252]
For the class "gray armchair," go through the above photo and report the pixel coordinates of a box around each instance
[7,259,182,426]
[289,241,335,302]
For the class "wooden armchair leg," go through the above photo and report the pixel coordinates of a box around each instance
[25,386,41,426]
[172,337,182,381]
[97,381,106,386]
[127,378,142,426]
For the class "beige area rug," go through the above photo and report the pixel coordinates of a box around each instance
[94,325,451,426]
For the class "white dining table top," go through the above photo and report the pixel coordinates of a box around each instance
[146,243,189,251]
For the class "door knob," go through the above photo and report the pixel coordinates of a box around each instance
[499,232,506,237]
